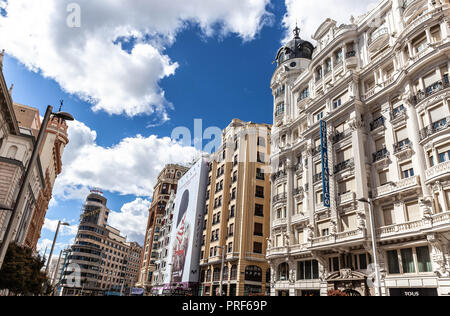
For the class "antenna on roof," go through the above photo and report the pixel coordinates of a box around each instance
[59,100,64,112]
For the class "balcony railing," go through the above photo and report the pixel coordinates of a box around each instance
[373,148,389,163]
[312,145,321,156]
[426,160,450,182]
[420,116,450,141]
[394,139,411,154]
[273,193,287,204]
[313,172,323,183]
[390,105,406,120]
[294,187,304,196]
[346,51,356,58]
[272,170,287,181]
[370,116,385,131]
[372,176,420,199]
[333,129,352,144]
[368,27,389,45]
[413,75,449,104]
[334,158,355,174]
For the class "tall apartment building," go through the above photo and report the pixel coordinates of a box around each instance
[268,0,450,296]
[61,191,142,296]
[199,119,272,296]
[0,57,69,250]
[136,164,188,293]
[150,191,176,295]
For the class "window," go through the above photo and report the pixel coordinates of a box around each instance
[245,266,262,282]
[300,87,309,100]
[257,137,266,147]
[228,224,234,237]
[401,248,415,274]
[253,242,263,254]
[316,111,324,122]
[257,152,265,163]
[437,144,450,163]
[297,260,319,280]
[416,246,432,273]
[379,170,389,186]
[256,168,265,180]
[254,223,263,237]
[228,243,233,253]
[333,98,342,109]
[383,206,395,226]
[387,250,400,274]
[229,205,235,219]
[278,263,289,281]
[256,186,265,198]
[405,202,420,222]
[400,162,414,179]
[275,103,285,117]
[255,204,264,217]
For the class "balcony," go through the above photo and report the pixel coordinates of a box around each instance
[368,27,389,52]
[390,105,406,122]
[372,176,420,199]
[414,75,449,105]
[312,145,322,156]
[426,161,450,183]
[291,213,308,225]
[403,0,427,19]
[273,193,287,204]
[272,170,287,182]
[313,172,322,183]
[372,148,389,163]
[393,139,412,155]
[377,212,450,240]
[289,243,309,255]
[346,51,358,68]
[272,218,287,229]
[337,192,356,205]
[334,158,355,174]
[294,187,304,197]
[420,116,450,141]
[266,246,288,258]
[370,116,385,131]
[333,129,352,144]
[311,229,365,248]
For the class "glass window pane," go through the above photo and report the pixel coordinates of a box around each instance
[298,262,304,280]
[401,248,416,273]
[359,254,368,270]
[387,250,400,274]
[312,260,319,279]
[416,246,432,273]
[305,261,312,280]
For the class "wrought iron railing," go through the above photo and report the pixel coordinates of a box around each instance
[413,75,449,104]
[370,116,385,131]
[373,148,389,163]
[394,139,411,153]
[334,158,355,174]
[420,116,450,140]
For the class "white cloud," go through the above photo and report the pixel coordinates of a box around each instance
[53,120,199,199]
[282,0,379,43]
[0,0,271,118]
[43,218,79,237]
[108,198,152,245]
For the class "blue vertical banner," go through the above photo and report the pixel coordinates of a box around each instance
[320,120,331,208]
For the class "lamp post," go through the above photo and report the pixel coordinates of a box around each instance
[0,105,74,270]
[45,221,70,275]
[358,198,382,297]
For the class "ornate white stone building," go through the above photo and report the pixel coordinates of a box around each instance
[268,0,450,296]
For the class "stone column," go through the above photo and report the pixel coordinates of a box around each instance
[286,157,295,245]
[349,115,369,211]
[404,94,430,198]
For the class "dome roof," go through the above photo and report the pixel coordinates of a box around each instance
[275,26,314,66]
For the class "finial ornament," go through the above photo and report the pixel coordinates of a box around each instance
[59,100,64,112]
[293,21,301,39]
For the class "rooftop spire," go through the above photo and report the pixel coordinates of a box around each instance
[293,21,301,39]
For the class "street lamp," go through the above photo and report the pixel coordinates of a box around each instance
[0,105,74,270]
[358,198,382,297]
[45,221,70,275]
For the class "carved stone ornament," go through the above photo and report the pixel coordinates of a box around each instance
[349,118,365,131]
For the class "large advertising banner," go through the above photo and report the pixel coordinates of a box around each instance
[165,157,209,291]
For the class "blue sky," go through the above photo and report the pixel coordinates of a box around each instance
[0,0,376,258]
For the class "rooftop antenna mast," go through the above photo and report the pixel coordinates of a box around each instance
[59,100,64,112]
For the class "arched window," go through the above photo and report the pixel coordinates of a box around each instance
[230,265,238,280]
[245,266,262,282]
[206,269,211,282]
[278,263,289,281]
[213,268,220,281]
[223,266,229,281]
[7,145,18,160]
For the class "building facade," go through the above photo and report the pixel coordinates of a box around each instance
[199,119,272,296]
[61,190,141,296]
[150,191,176,295]
[0,56,68,251]
[136,164,188,292]
[268,0,450,296]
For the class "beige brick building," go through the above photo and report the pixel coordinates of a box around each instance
[199,119,272,296]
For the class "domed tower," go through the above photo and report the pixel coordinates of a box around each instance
[271,25,314,129]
